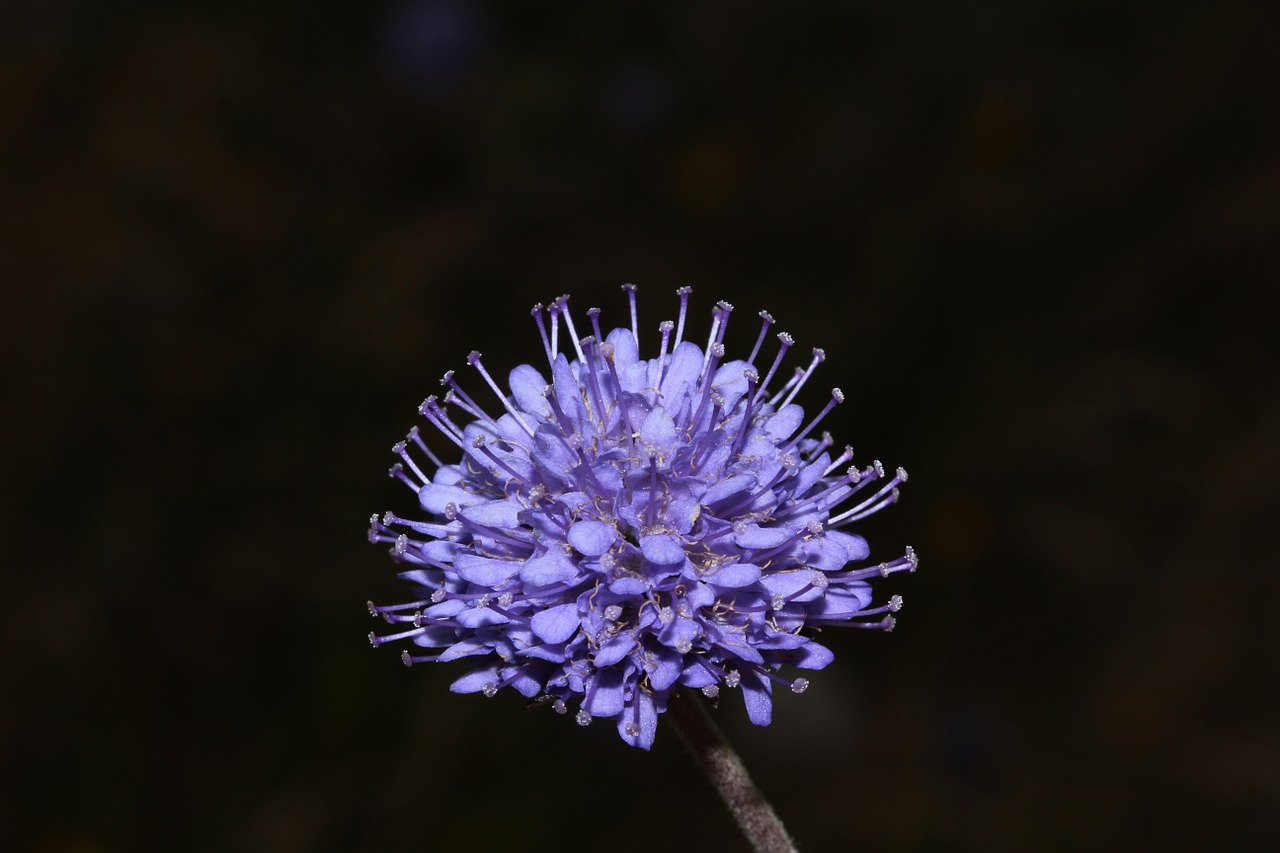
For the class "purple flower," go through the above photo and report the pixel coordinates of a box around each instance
[368,286,916,749]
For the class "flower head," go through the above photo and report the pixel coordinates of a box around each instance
[368,286,915,749]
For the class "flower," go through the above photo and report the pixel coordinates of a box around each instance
[368,286,915,749]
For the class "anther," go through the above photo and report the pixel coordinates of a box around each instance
[482,682,498,698]
[675,638,693,654]
[553,699,567,714]
[701,684,720,699]
[624,721,642,737]
[888,594,903,612]
[791,678,810,694]
[604,604,623,622]
[575,709,593,726]
[401,650,413,667]
[724,670,741,688]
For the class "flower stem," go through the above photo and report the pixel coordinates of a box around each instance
[666,689,799,853]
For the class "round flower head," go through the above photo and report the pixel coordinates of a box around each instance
[368,286,916,749]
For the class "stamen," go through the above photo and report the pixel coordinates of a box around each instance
[699,301,731,379]
[407,425,443,469]
[621,283,639,352]
[387,463,417,492]
[580,336,608,429]
[473,434,536,490]
[655,320,675,390]
[781,388,843,453]
[828,466,906,527]
[586,306,604,345]
[757,332,793,400]
[467,351,535,438]
[392,439,430,486]
[689,342,725,433]
[747,310,774,366]
[555,295,587,363]
[418,396,464,448]
[672,286,692,349]
[548,300,561,358]
[779,348,826,409]
[531,304,554,367]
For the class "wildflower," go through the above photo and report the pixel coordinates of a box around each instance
[368,286,915,749]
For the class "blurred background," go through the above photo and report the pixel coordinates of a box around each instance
[4,1,1278,851]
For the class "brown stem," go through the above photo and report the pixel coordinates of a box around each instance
[666,689,798,853]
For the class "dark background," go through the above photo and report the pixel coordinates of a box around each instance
[5,2,1278,851]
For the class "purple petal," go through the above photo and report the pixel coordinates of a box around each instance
[618,688,658,750]
[508,363,550,418]
[609,577,648,595]
[647,647,685,691]
[584,667,627,717]
[418,482,481,514]
[593,633,636,667]
[530,602,581,644]
[519,549,579,586]
[454,553,522,586]
[734,524,794,549]
[568,520,618,556]
[791,639,835,670]
[638,406,678,456]
[709,562,761,589]
[459,499,521,529]
[763,404,803,442]
[455,607,509,628]
[640,533,685,565]
[739,669,773,726]
[449,664,501,694]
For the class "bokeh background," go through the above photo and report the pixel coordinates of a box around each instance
[5,1,1278,851]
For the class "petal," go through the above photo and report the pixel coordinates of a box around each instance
[640,533,685,566]
[647,646,685,691]
[658,341,703,410]
[530,602,581,644]
[763,404,804,442]
[760,569,817,598]
[791,639,835,670]
[609,577,648,595]
[734,524,794,550]
[739,669,773,726]
[593,633,636,667]
[454,553,522,586]
[449,664,501,694]
[617,688,658,750]
[583,667,627,718]
[568,520,618,557]
[702,473,756,507]
[519,549,580,586]
[638,406,678,457]
[509,363,551,418]
[418,482,482,514]
[459,499,522,530]
[456,607,509,628]
[709,562,761,589]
